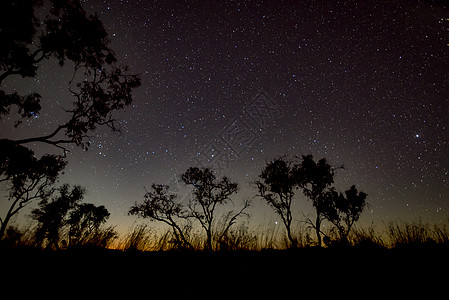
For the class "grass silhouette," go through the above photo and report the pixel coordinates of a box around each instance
[2,220,449,251]
[2,220,448,297]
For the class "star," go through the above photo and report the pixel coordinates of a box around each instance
[3,0,448,235]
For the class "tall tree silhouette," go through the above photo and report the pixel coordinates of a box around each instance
[129,184,192,249]
[258,154,365,247]
[296,155,337,247]
[256,157,299,248]
[182,167,248,250]
[31,184,84,249]
[322,185,368,244]
[0,0,140,239]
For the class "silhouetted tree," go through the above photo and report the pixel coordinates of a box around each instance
[67,203,114,247]
[129,184,192,249]
[31,184,84,249]
[256,157,300,248]
[0,141,66,240]
[0,0,140,239]
[322,185,368,244]
[182,167,248,250]
[0,0,140,144]
[31,184,114,249]
[258,154,365,247]
[296,155,337,247]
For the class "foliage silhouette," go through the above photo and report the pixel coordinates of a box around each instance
[0,0,140,139]
[31,184,115,249]
[67,203,114,248]
[0,0,140,239]
[181,167,249,250]
[129,168,249,251]
[0,140,66,240]
[256,157,300,248]
[31,184,84,249]
[322,185,367,245]
[129,184,192,249]
[296,155,338,247]
[256,154,367,247]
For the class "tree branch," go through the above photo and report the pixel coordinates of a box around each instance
[12,125,74,153]
[13,125,68,145]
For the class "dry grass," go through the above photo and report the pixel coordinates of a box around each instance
[112,221,296,251]
[0,225,35,248]
[3,220,449,251]
[387,221,449,248]
[349,226,385,248]
[116,224,170,251]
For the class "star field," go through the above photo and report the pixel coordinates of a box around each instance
[1,0,448,232]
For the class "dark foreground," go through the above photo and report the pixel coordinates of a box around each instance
[3,247,448,297]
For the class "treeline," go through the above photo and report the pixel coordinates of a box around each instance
[128,155,366,250]
[2,155,449,251]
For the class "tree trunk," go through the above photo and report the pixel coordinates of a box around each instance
[0,209,14,241]
[205,231,213,251]
[285,223,297,248]
[0,217,10,241]
[315,213,322,247]
[172,224,192,249]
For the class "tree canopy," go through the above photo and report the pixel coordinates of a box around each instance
[0,0,140,240]
[257,155,367,247]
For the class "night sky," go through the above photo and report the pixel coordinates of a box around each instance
[2,0,449,233]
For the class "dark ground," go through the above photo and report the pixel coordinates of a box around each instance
[2,247,447,297]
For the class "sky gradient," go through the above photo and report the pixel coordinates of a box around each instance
[2,0,449,233]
